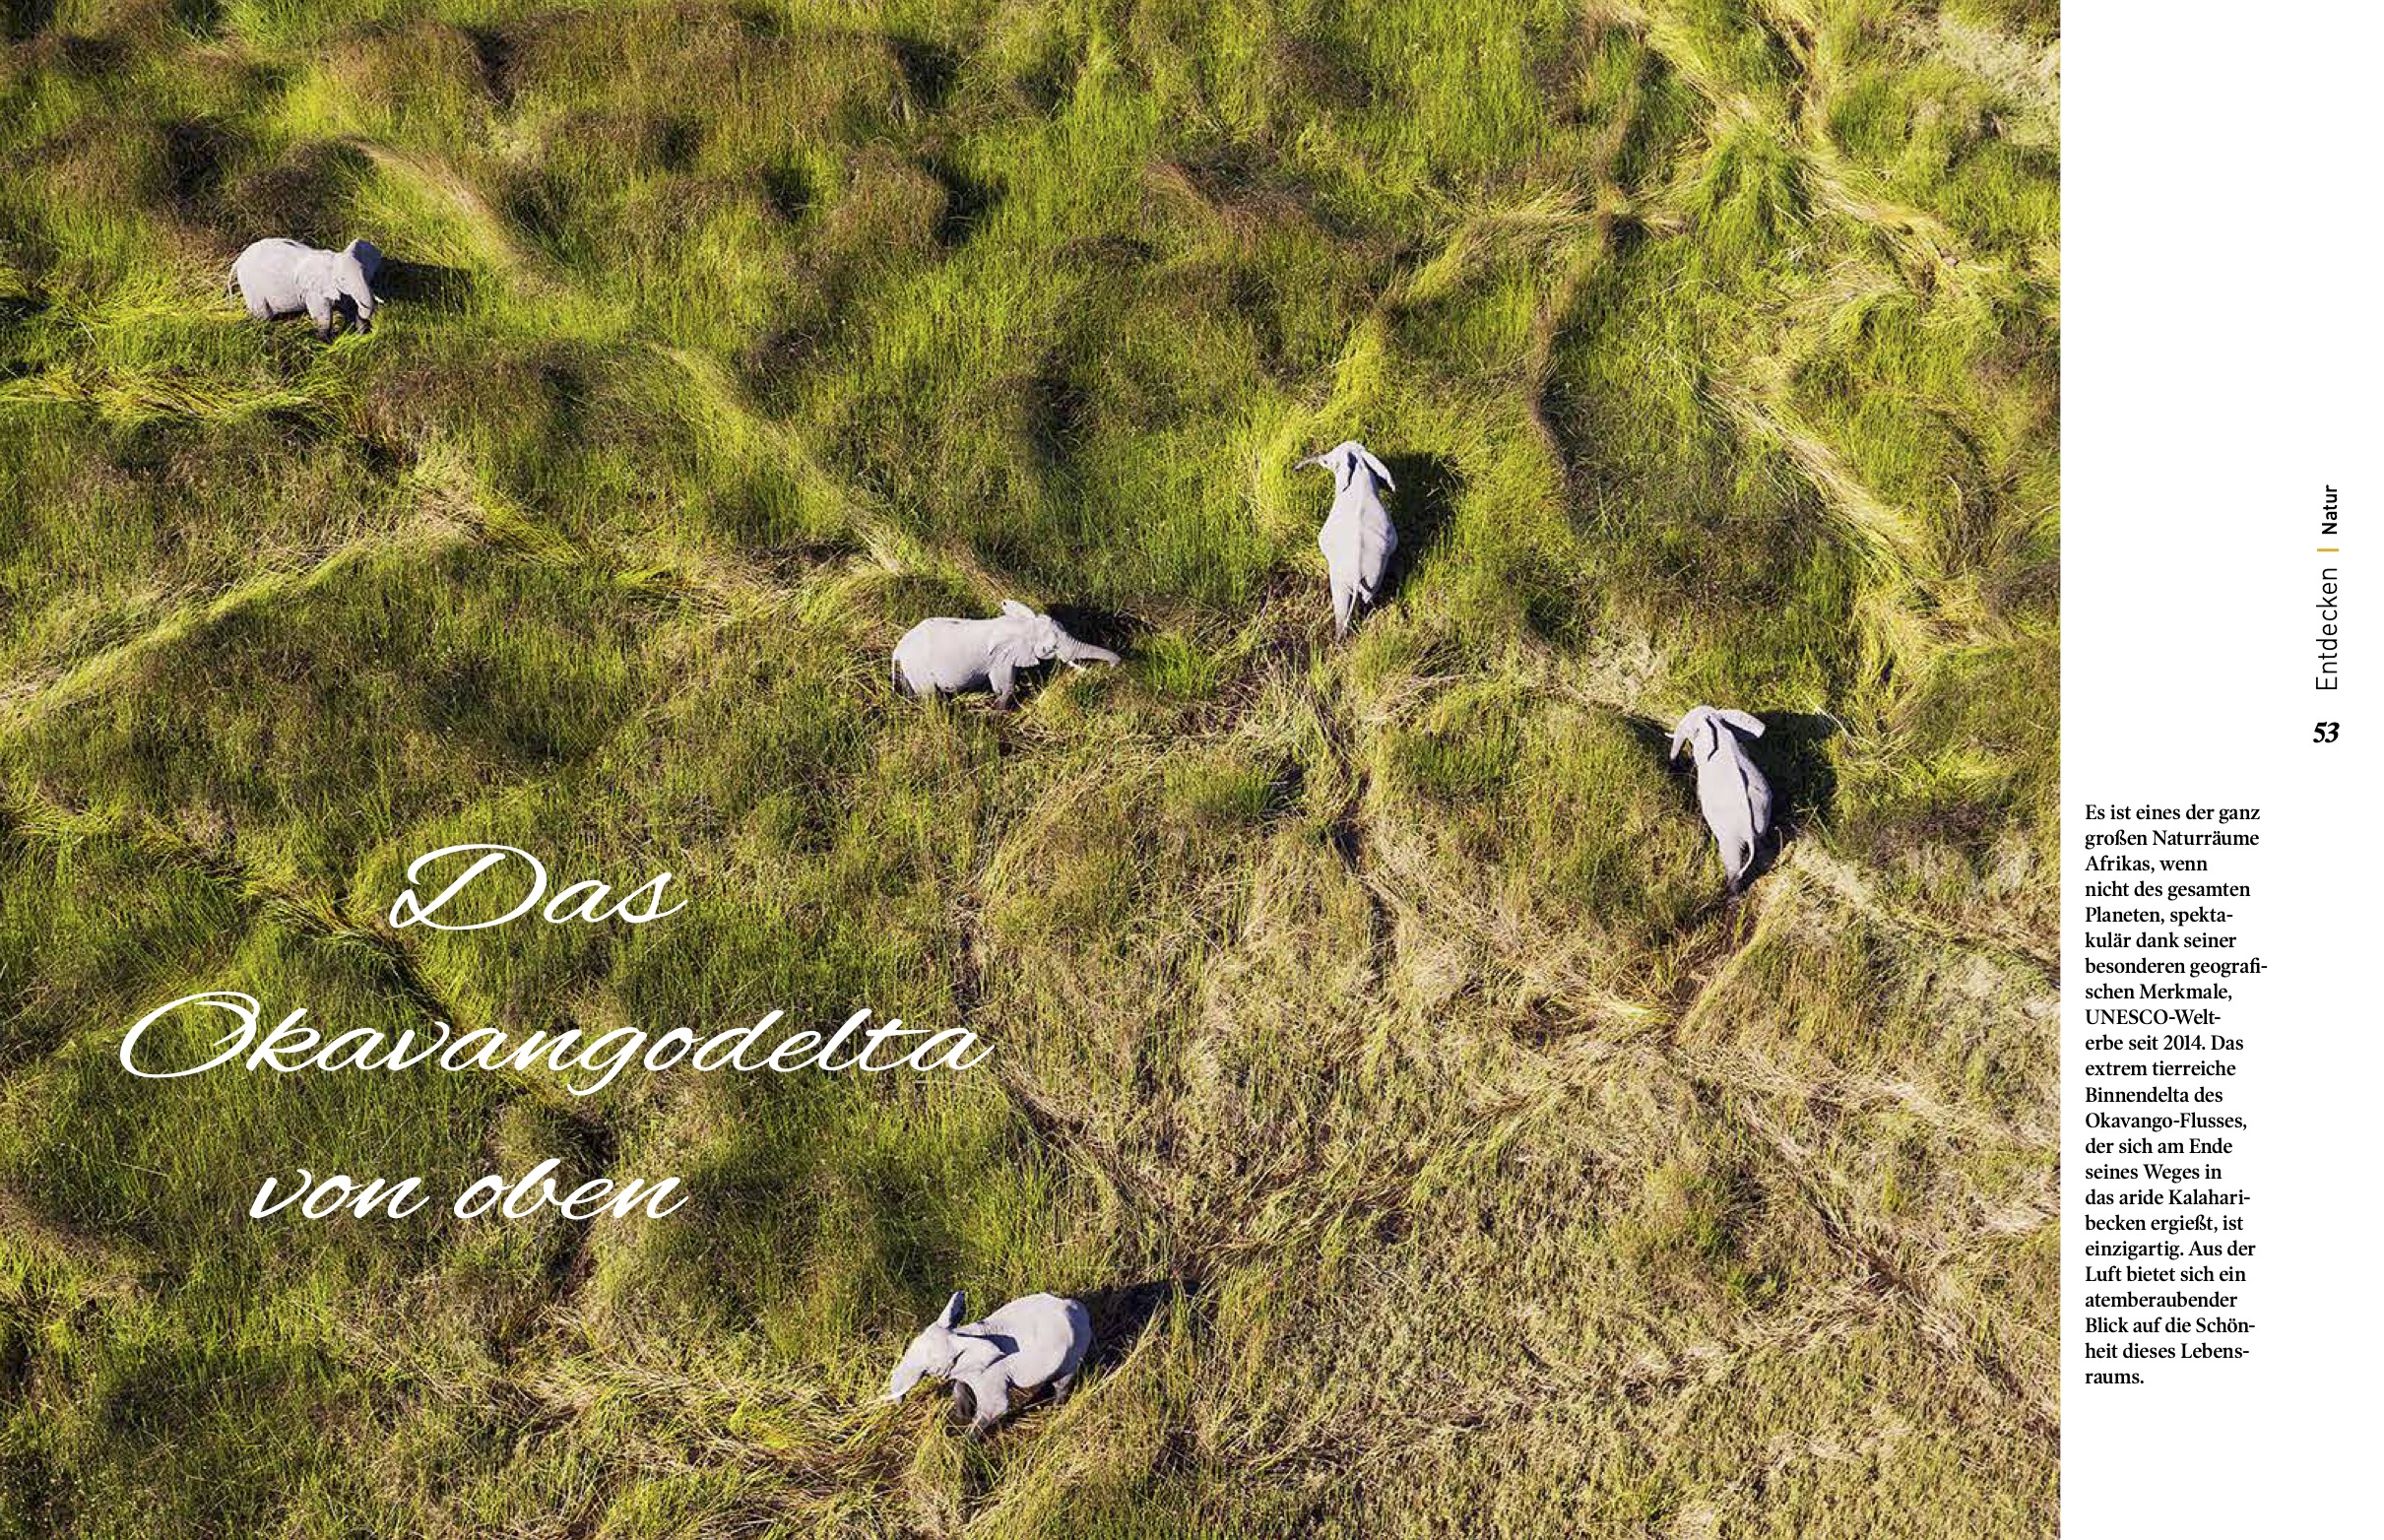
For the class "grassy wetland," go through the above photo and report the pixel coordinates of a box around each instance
[0,1,2058,1535]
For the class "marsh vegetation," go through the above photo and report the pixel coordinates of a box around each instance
[0,1,2058,1534]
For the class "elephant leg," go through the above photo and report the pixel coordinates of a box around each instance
[988,662,1016,708]
[306,295,335,340]
[962,1366,1013,1437]
[1048,1370,1076,1403]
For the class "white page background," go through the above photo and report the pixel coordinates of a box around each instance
[2064,6,2380,1531]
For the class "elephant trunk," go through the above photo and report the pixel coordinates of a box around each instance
[1057,635,1121,669]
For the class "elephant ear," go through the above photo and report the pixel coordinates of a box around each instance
[937,1291,966,1330]
[1716,708,1765,738]
[1358,446,1395,491]
[989,628,1040,674]
[1667,707,1708,760]
[999,600,1035,620]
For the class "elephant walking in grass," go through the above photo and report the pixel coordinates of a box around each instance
[227,237,382,339]
[892,601,1121,705]
[1671,705,1774,894]
[881,1290,1093,1437]
[1296,439,1397,637]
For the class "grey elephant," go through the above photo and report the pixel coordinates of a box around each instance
[227,237,382,338]
[881,1290,1092,1436]
[1297,439,1397,636]
[1670,705,1774,894]
[891,601,1121,705]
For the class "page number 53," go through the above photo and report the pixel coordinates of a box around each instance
[2313,722,2341,742]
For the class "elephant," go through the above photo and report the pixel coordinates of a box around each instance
[881,1290,1093,1436]
[891,601,1121,705]
[227,237,381,339]
[1296,440,1398,636]
[1670,705,1774,894]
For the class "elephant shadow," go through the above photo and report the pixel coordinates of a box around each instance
[1042,601,1141,667]
[1078,1274,1195,1374]
[1378,450,1460,608]
[375,259,476,310]
[1749,711,1840,837]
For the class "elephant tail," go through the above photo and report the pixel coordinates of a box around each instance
[1730,834,1764,893]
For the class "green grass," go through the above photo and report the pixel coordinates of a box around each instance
[1,2,2057,1534]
